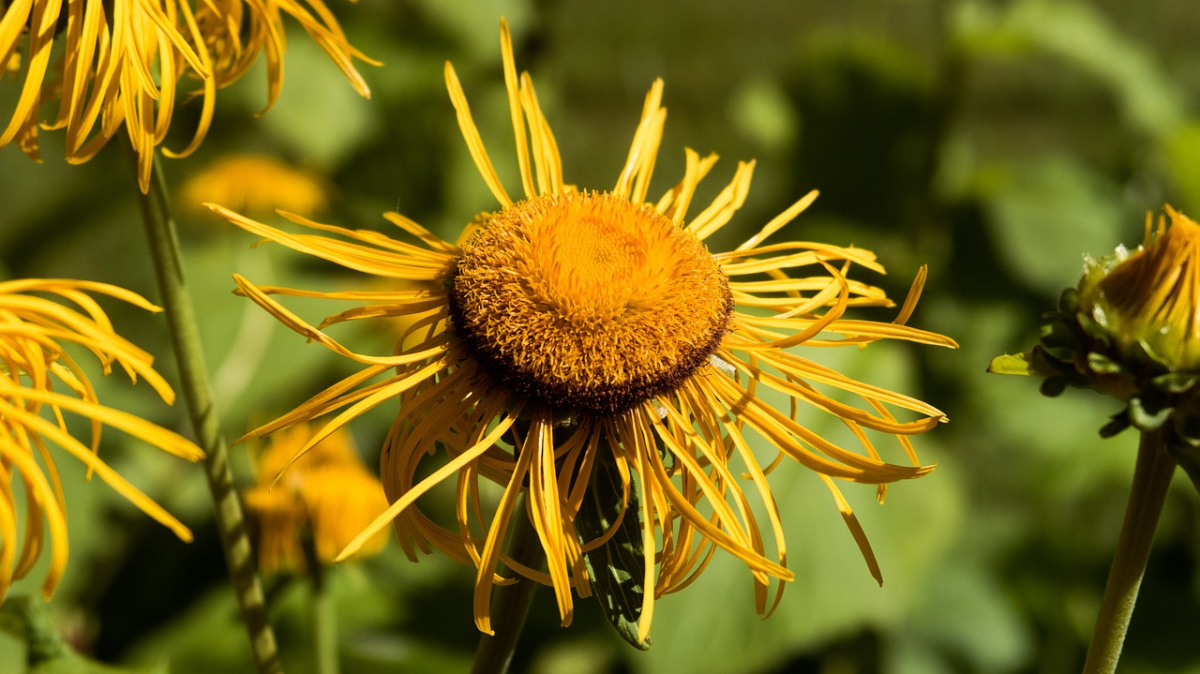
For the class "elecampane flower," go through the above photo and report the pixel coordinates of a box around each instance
[1081,206,1200,371]
[0,0,374,191]
[0,279,204,599]
[181,154,330,219]
[993,207,1200,487]
[243,423,388,575]
[211,20,957,641]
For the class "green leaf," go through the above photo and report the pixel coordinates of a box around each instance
[979,155,1124,297]
[576,442,652,650]
[987,353,1033,376]
[954,0,1184,137]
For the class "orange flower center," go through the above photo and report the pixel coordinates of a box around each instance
[450,191,733,413]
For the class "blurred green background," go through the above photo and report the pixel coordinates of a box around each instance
[2,0,1200,672]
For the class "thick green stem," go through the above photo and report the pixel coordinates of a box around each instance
[1082,430,1177,674]
[471,501,543,674]
[131,153,282,674]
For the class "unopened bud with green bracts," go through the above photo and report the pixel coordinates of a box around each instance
[990,206,1200,489]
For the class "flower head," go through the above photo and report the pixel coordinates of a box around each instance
[211,20,956,643]
[243,423,388,575]
[0,0,374,191]
[181,154,330,219]
[1081,207,1200,372]
[994,207,1200,472]
[0,279,204,599]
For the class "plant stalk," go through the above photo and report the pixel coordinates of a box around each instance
[131,150,283,674]
[303,535,339,674]
[471,501,543,674]
[1082,430,1176,674]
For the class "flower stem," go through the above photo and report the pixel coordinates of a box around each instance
[471,501,543,674]
[312,570,338,674]
[1082,430,1177,674]
[303,535,339,674]
[131,151,283,674]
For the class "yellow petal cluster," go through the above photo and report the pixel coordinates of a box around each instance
[0,279,204,599]
[1082,207,1200,370]
[243,423,387,574]
[211,19,957,642]
[0,0,373,191]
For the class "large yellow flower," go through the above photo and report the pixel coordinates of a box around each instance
[0,0,373,191]
[210,20,957,642]
[0,279,204,600]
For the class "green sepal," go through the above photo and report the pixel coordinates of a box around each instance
[1099,410,1131,438]
[1038,321,1078,362]
[1087,352,1122,375]
[1075,309,1111,345]
[986,353,1033,376]
[1152,373,1200,394]
[1057,287,1080,314]
[576,444,652,651]
[1128,340,1171,375]
[1128,396,1173,432]
[1040,376,1068,397]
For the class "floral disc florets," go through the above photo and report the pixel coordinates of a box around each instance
[450,191,733,414]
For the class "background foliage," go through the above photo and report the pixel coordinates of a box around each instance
[2,0,1199,672]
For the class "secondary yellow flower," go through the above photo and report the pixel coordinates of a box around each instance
[0,0,373,192]
[993,207,1200,470]
[243,423,388,575]
[0,279,204,600]
[181,154,330,219]
[1081,207,1200,372]
[211,20,956,642]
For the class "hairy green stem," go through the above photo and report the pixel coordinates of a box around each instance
[471,500,543,674]
[1082,430,1176,674]
[131,151,282,674]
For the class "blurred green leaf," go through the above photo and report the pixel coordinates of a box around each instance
[903,564,1032,672]
[411,0,533,60]
[954,0,1184,137]
[1163,122,1200,215]
[254,33,381,170]
[729,78,800,151]
[975,154,1124,296]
